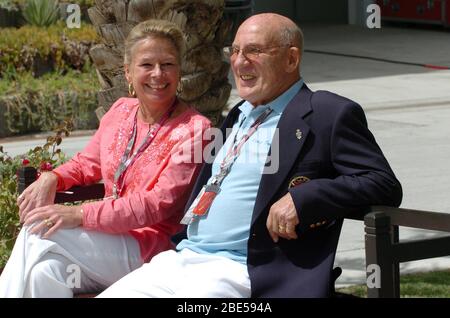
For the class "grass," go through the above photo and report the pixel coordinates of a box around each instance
[337,270,450,298]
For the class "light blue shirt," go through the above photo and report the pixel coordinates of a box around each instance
[177,79,304,264]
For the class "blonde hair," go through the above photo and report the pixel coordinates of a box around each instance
[124,19,185,65]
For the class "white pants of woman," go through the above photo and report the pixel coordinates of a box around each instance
[0,225,142,298]
[98,248,251,298]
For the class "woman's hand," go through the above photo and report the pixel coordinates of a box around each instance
[17,172,58,223]
[23,205,83,239]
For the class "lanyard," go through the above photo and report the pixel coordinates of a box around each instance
[112,99,177,198]
[180,106,274,224]
[210,107,273,186]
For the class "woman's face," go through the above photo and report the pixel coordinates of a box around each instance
[125,36,180,109]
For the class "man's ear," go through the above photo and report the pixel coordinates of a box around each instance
[286,47,301,73]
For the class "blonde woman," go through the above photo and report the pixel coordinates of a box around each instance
[0,19,210,297]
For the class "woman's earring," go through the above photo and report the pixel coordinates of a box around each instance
[128,83,136,97]
[176,79,183,95]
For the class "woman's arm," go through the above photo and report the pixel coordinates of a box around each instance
[18,98,126,224]
[81,117,211,233]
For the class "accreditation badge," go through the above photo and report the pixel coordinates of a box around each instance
[180,184,221,225]
[193,184,220,216]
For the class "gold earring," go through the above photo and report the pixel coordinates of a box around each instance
[128,83,136,97]
[176,79,183,95]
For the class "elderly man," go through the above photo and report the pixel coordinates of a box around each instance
[99,13,402,298]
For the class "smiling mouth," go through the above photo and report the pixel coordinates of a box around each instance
[146,83,169,90]
[240,74,256,81]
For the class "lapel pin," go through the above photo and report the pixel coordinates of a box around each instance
[296,129,302,140]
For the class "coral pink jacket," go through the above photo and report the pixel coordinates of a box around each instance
[53,97,211,261]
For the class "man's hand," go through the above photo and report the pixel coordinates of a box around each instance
[17,171,58,223]
[266,192,299,243]
[23,205,83,239]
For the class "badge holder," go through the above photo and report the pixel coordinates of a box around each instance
[180,184,221,225]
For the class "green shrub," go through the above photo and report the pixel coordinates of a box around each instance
[0,68,100,136]
[0,0,95,15]
[22,0,59,27]
[71,0,95,7]
[0,0,21,11]
[0,22,99,77]
[0,126,70,268]
[0,155,21,267]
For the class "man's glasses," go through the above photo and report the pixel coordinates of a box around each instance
[223,45,290,60]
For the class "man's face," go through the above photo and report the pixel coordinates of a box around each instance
[230,22,292,106]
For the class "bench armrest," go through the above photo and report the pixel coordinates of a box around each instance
[364,206,450,298]
[17,166,105,202]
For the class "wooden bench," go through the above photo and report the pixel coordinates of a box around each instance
[13,166,450,298]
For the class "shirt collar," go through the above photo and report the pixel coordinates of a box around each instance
[238,78,304,117]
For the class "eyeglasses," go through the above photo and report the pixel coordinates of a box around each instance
[223,45,290,60]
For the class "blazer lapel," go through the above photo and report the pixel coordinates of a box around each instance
[252,85,313,225]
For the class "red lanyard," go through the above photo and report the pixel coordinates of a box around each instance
[180,107,274,223]
[211,107,273,186]
[112,99,177,198]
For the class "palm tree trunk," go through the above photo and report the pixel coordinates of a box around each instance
[88,0,232,125]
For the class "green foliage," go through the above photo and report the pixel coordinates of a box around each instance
[66,0,95,8]
[0,68,100,136]
[0,22,99,77]
[337,270,450,297]
[22,0,59,27]
[0,149,21,267]
[400,270,450,297]
[0,0,21,11]
[0,124,70,268]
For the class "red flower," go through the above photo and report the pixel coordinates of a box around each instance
[40,162,53,171]
[22,159,30,166]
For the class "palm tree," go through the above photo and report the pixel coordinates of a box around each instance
[88,0,233,125]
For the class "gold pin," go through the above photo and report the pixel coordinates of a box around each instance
[296,129,302,140]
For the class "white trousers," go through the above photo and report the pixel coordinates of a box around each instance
[0,225,142,298]
[98,248,251,298]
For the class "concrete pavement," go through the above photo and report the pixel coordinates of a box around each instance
[334,101,450,287]
[0,131,94,159]
[301,24,450,287]
[2,23,450,288]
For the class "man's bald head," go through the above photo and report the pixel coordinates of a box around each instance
[230,13,303,106]
[238,13,303,53]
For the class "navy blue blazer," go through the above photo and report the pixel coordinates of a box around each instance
[183,84,402,297]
